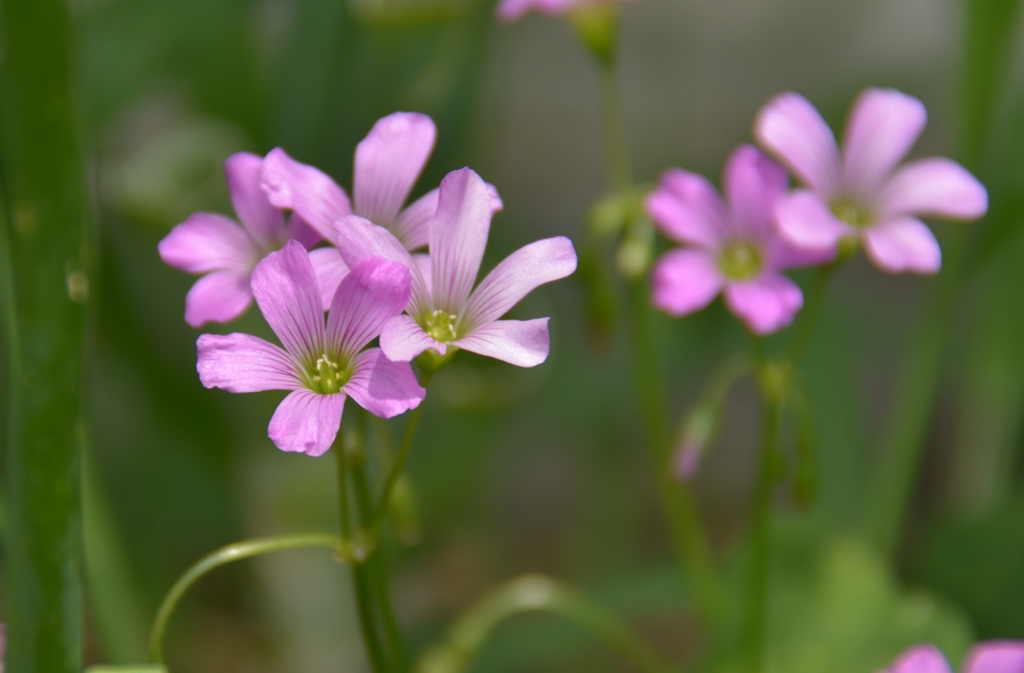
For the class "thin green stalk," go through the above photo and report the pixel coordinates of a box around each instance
[148,533,344,665]
[787,262,837,369]
[626,281,721,624]
[746,380,780,673]
[339,434,390,673]
[598,59,633,193]
[372,372,433,531]
[417,574,672,673]
[349,414,408,673]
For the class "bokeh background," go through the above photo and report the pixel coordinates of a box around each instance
[11,0,1024,669]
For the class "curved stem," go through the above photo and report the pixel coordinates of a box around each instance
[417,574,672,673]
[148,533,344,665]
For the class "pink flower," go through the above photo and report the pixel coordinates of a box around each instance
[197,240,425,456]
[496,0,624,23]
[754,88,988,274]
[646,145,828,334]
[330,167,577,368]
[887,642,1024,673]
[158,152,320,328]
[259,112,502,310]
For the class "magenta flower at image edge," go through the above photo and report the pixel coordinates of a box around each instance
[755,88,988,274]
[158,152,320,328]
[329,167,578,368]
[887,641,1024,673]
[259,111,501,310]
[494,0,630,24]
[196,240,425,456]
[646,144,832,336]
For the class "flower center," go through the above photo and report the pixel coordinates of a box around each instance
[306,353,351,395]
[718,242,762,281]
[830,198,873,228]
[424,309,459,343]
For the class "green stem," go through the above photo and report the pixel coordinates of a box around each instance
[747,376,780,673]
[372,373,432,531]
[787,262,837,369]
[148,533,344,665]
[598,55,633,193]
[339,433,390,673]
[626,281,721,624]
[417,574,672,673]
[349,413,408,673]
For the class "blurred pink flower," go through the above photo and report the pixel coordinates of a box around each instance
[888,642,1024,673]
[330,167,577,368]
[646,145,829,335]
[260,112,454,309]
[158,152,320,328]
[755,88,988,274]
[496,0,625,23]
[197,241,425,456]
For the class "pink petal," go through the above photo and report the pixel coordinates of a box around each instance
[333,215,430,317]
[197,333,301,392]
[496,0,573,21]
[309,247,350,311]
[754,92,841,197]
[159,213,257,274]
[184,270,254,328]
[454,318,550,368]
[723,273,803,334]
[379,314,446,362]
[774,189,853,253]
[288,213,323,249]
[268,389,345,456]
[344,348,426,418]
[413,253,432,297]
[964,641,1024,673]
[391,188,438,251]
[878,158,988,221]
[767,237,837,270]
[650,249,723,317]
[430,168,493,314]
[723,145,788,237]
[463,236,577,332]
[327,257,412,359]
[842,88,927,194]
[225,152,287,248]
[261,147,352,242]
[354,112,436,229]
[863,217,941,274]
[645,168,726,249]
[250,240,326,362]
[887,646,954,673]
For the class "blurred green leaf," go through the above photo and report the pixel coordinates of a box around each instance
[715,529,973,673]
[0,0,91,669]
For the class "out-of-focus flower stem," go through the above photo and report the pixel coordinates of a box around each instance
[591,24,721,625]
[787,261,838,370]
[747,345,783,673]
[148,533,345,666]
[338,429,391,673]
[416,574,673,673]
[627,280,722,624]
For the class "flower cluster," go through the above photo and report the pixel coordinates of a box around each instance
[161,113,577,454]
[647,88,988,334]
